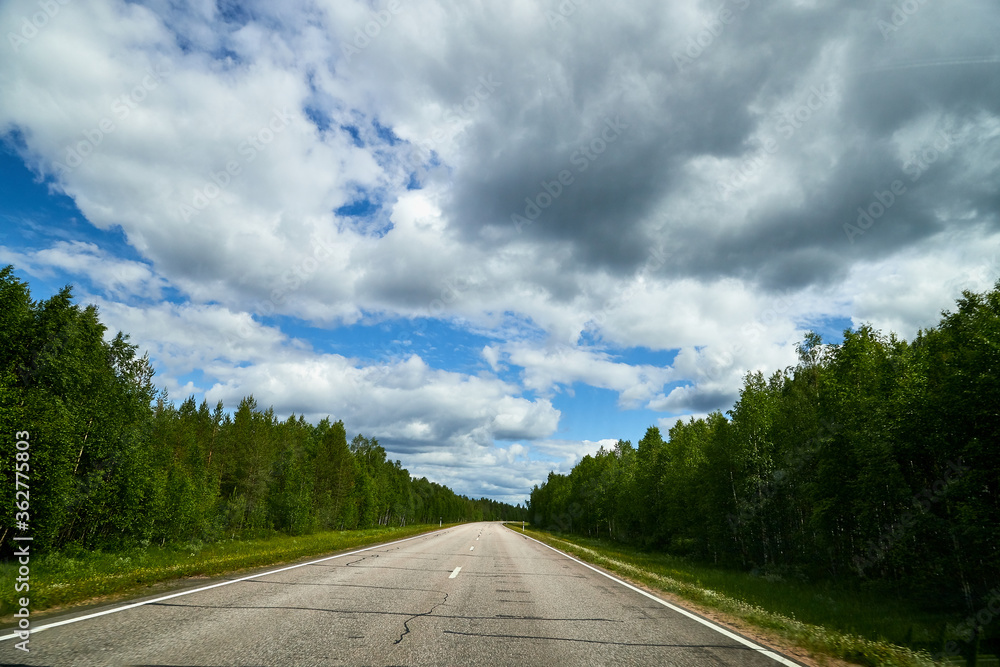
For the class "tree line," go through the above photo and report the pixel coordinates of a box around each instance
[529,283,1000,614]
[0,266,526,553]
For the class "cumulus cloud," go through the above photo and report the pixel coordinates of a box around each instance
[2,0,998,500]
[84,296,561,446]
[504,342,673,408]
[0,240,168,300]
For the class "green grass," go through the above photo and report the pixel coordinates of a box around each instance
[1,523,452,618]
[505,524,943,667]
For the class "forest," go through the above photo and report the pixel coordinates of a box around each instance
[0,265,526,554]
[529,284,1000,617]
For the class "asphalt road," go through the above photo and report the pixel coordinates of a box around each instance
[1,522,801,666]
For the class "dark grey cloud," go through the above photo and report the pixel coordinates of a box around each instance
[431,0,1000,299]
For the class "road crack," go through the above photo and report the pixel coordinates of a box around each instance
[345,553,380,567]
[393,592,449,645]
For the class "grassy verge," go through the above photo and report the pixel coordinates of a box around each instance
[505,524,941,667]
[1,523,451,618]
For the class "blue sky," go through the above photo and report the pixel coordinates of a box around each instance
[2,0,998,503]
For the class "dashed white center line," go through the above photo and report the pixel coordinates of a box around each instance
[449,567,462,578]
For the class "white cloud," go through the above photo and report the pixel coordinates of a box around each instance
[504,342,673,408]
[842,227,1000,339]
[0,241,167,301]
[2,0,999,501]
[86,296,561,450]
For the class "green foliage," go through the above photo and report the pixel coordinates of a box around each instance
[0,272,158,550]
[530,282,1000,656]
[0,265,526,559]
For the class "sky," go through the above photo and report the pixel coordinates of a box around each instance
[1,0,998,504]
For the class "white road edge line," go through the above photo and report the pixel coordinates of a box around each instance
[449,566,462,579]
[517,531,802,667]
[0,528,452,642]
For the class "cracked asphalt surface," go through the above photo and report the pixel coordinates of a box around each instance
[0,522,799,666]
